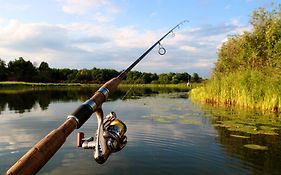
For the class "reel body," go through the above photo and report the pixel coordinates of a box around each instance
[77,111,127,164]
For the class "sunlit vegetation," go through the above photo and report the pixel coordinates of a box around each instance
[230,134,250,139]
[244,144,268,150]
[191,4,281,112]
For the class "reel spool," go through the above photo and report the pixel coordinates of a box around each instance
[77,111,127,164]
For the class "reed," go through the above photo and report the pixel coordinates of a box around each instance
[190,70,281,112]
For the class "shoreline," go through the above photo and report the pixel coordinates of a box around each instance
[0,81,192,89]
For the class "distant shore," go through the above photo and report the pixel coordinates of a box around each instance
[0,81,193,89]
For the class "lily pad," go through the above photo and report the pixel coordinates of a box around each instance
[151,116,171,123]
[244,144,268,150]
[230,134,250,139]
[144,114,203,125]
[213,120,280,135]
[179,118,202,125]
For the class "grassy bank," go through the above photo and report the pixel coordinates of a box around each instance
[119,83,191,89]
[190,70,281,112]
[0,81,84,87]
[0,81,191,89]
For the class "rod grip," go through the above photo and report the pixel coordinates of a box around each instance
[70,104,94,128]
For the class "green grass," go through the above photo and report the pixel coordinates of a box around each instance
[0,81,191,92]
[0,81,84,87]
[0,81,100,93]
[190,70,281,112]
[119,83,190,89]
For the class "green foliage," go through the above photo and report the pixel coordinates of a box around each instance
[0,57,202,84]
[0,59,7,80]
[91,67,119,83]
[191,4,281,112]
[214,4,281,76]
[191,70,281,112]
[7,57,37,82]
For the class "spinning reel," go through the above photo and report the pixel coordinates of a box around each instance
[77,109,127,164]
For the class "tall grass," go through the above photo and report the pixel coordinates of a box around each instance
[190,70,281,112]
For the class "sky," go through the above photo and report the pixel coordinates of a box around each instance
[0,0,279,77]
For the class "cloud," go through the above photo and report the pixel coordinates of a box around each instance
[62,0,102,14]
[60,0,121,22]
[180,45,198,53]
[0,20,70,52]
[0,17,250,76]
[0,18,5,24]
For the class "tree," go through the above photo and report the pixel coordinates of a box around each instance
[7,57,37,81]
[125,71,143,83]
[1,58,200,84]
[214,4,281,77]
[158,73,170,84]
[142,72,158,84]
[0,59,7,80]
[192,73,200,82]
[39,62,50,71]
[75,69,92,82]
[38,62,51,82]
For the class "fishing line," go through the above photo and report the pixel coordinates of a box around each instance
[111,73,146,112]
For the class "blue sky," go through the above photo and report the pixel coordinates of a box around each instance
[0,0,278,77]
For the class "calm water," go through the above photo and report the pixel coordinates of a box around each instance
[0,87,281,175]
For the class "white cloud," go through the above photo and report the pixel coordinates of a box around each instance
[60,0,121,22]
[62,0,102,14]
[180,45,198,53]
[0,18,5,24]
[0,17,251,76]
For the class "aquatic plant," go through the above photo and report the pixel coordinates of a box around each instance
[244,144,268,150]
[191,70,281,112]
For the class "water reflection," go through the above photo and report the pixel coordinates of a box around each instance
[206,107,281,175]
[0,87,186,114]
[0,88,95,113]
[1,88,281,175]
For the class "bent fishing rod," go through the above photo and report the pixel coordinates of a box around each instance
[5,20,188,175]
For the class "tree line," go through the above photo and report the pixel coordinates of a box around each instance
[0,57,202,84]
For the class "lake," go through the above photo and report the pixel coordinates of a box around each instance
[0,87,281,175]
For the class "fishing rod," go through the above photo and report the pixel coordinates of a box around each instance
[5,20,188,175]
